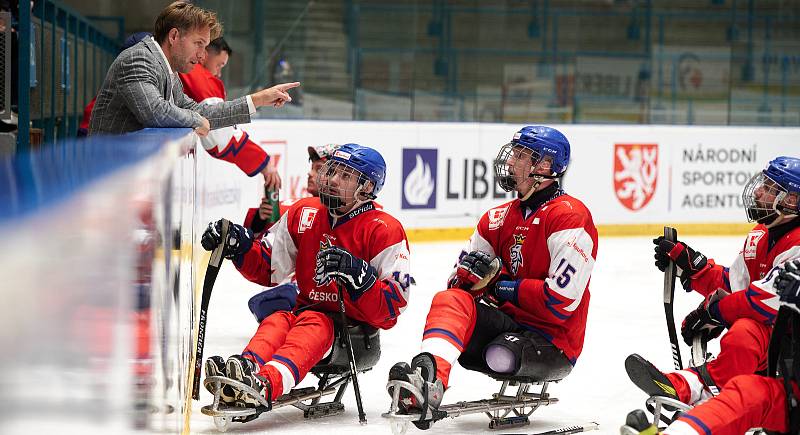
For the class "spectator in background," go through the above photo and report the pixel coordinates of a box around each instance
[77,32,151,137]
[88,1,299,141]
[178,36,279,188]
[243,144,340,239]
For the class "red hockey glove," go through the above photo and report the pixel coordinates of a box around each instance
[449,251,501,295]
[653,236,708,290]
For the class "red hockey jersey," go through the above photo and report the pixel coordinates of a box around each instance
[690,221,800,326]
[459,192,597,364]
[178,64,269,177]
[178,63,226,102]
[243,200,295,239]
[236,197,412,330]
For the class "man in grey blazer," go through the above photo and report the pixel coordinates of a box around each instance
[89,1,299,140]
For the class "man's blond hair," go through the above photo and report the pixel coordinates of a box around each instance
[154,1,221,44]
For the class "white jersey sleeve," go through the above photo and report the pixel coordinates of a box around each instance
[269,211,298,285]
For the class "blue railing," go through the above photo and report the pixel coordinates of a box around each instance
[17,0,120,152]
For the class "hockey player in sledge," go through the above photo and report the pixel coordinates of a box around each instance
[625,156,800,412]
[621,258,800,435]
[199,143,413,429]
[384,125,598,431]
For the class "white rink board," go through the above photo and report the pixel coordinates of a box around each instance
[200,121,799,229]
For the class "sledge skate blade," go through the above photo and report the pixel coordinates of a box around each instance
[201,403,258,418]
[202,376,271,408]
[383,379,558,421]
[202,376,339,419]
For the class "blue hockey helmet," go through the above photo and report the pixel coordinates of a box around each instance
[318,143,387,215]
[511,125,571,175]
[494,126,571,193]
[330,143,387,195]
[743,156,800,225]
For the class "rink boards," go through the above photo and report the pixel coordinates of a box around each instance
[1,123,795,434]
[201,120,797,239]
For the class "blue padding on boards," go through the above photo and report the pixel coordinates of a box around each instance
[0,128,192,221]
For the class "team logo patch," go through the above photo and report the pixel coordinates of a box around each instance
[509,234,526,275]
[488,205,510,231]
[298,207,318,233]
[613,143,658,211]
[744,230,765,260]
[313,235,336,286]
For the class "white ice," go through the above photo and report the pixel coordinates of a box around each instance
[191,235,741,434]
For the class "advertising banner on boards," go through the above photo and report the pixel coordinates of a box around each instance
[198,121,799,230]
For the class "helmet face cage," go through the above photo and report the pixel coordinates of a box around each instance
[317,160,373,215]
[493,143,544,192]
[742,172,796,224]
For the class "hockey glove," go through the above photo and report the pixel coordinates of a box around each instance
[316,246,378,301]
[653,236,708,290]
[681,296,726,346]
[776,259,800,314]
[449,251,502,293]
[201,220,254,260]
[486,280,520,307]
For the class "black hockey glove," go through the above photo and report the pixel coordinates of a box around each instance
[776,259,800,314]
[201,220,254,260]
[653,236,708,291]
[316,246,377,301]
[449,251,501,292]
[681,298,726,346]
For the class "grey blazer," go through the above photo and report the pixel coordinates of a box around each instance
[89,36,251,135]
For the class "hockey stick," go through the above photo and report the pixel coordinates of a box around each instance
[663,226,684,370]
[191,218,230,400]
[335,282,367,424]
[690,334,708,367]
[498,422,599,435]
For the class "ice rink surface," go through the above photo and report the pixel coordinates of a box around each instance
[191,235,742,435]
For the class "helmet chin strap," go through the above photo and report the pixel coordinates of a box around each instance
[760,191,798,228]
[327,184,374,218]
[764,213,798,229]
[519,172,559,201]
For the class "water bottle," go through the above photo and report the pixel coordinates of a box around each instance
[265,186,281,223]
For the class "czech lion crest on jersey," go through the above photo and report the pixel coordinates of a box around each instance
[313,235,336,286]
[613,143,658,211]
[509,234,526,275]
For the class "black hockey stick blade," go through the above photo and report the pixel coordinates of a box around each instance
[663,226,683,370]
[191,219,230,400]
[498,422,599,435]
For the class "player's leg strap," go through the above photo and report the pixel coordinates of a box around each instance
[456,303,518,373]
[693,363,720,396]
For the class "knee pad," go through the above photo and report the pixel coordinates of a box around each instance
[484,333,524,374]
[484,332,573,381]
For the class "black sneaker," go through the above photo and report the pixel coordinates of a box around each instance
[205,356,237,405]
[625,354,680,401]
[225,355,272,410]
